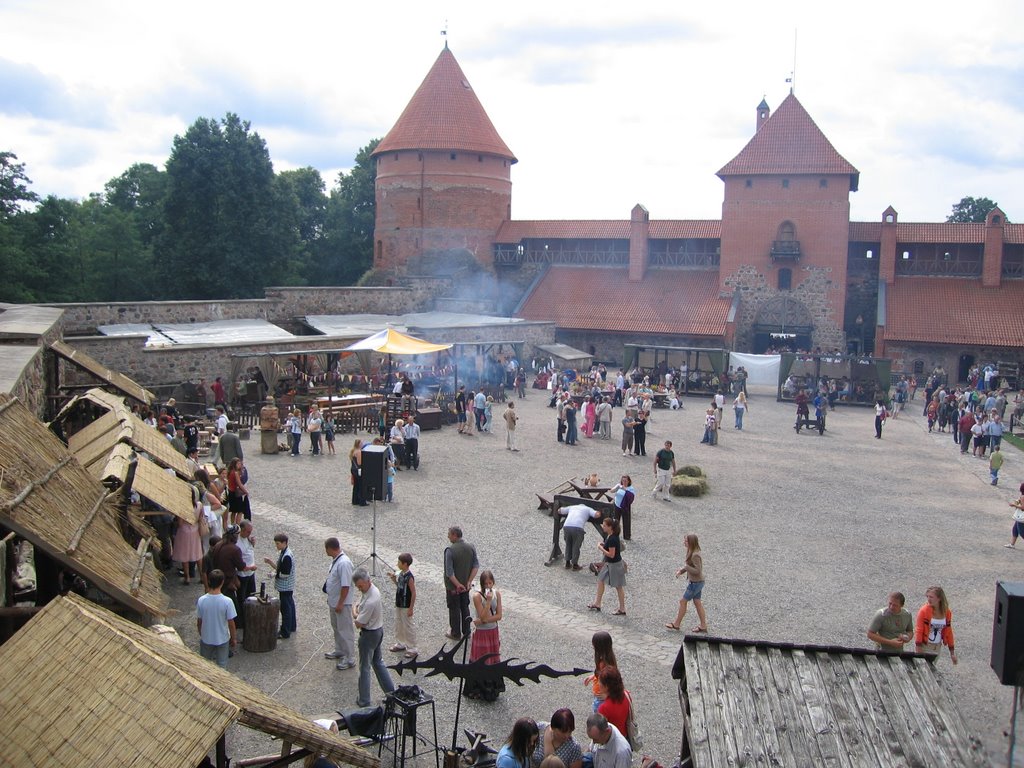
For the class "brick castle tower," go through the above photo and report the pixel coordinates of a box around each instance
[371,46,516,273]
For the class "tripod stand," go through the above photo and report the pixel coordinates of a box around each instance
[357,486,393,578]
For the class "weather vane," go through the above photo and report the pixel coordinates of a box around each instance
[441,19,448,48]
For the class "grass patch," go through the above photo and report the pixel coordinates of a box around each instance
[1003,432,1024,451]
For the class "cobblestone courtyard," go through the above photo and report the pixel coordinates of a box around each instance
[167,385,1021,766]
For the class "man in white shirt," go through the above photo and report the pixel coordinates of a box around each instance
[215,405,229,436]
[324,538,356,669]
[236,520,259,616]
[402,415,421,469]
[587,713,631,768]
[562,504,601,571]
[353,568,396,707]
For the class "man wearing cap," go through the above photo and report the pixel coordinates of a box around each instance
[353,568,396,706]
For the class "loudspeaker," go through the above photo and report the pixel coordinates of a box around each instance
[991,581,1024,685]
[359,445,387,502]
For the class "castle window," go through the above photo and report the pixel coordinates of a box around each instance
[993,215,1002,223]
[417,153,423,162]
[376,240,382,260]
[778,268,792,291]
[902,250,911,260]
[450,153,457,161]
[885,213,894,223]
[417,197,421,210]
[745,179,752,188]
[394,154,398,161]
[865,249,873,259]
[819,178,828,188]
[478,155,483,162]
[782,179,789,189]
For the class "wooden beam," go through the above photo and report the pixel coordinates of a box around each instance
[0,605,42,618]
[66,490,115,555]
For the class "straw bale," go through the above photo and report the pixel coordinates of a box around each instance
[0,394,168,617]
[132,458,198,524]
[0,595,379,768]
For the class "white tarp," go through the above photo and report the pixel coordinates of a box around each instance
[730,353,781,386]
[98,320,293,347]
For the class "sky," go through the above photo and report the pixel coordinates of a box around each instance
[2,1,1023,223]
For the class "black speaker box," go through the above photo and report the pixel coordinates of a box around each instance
[360,445,388,502]
[991,581,1024,685]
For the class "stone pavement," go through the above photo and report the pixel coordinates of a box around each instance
[165,385,1021,766]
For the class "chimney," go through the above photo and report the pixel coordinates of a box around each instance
[628,204,650,282]
[982,207,1006,288]
[879,206,898,285]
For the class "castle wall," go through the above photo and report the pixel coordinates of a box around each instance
[724,264,845,352]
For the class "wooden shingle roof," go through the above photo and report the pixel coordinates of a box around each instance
[718,94,859,190]
[679,635,986,767]
[374,47,516,161]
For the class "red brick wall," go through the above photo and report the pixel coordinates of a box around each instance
[982,211,1005,288]
[720,173,851,338]
[374,150,512,272]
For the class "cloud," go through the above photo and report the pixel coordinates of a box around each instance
[0,58,111,128]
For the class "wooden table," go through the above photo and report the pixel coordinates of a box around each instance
[568,480,613,501]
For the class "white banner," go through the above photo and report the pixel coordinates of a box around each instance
[730,353,781,386]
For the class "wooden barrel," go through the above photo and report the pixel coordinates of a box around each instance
[243,595,280,652]
[260,430,279,455]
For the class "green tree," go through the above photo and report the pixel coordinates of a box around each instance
[104,162,167,249]
[0,152,39,218]
[274,167,327,285]
[321,138,379,284]
[946,196,1001,223]
[160,114,289,298]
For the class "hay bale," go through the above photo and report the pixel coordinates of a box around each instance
[675,465,706,478]
[671,476,709,497]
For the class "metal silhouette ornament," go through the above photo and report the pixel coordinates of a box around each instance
[389,635,588,750]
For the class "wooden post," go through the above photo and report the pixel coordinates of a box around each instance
[242,594,280,652]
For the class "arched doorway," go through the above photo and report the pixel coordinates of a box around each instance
[753,296,813,353]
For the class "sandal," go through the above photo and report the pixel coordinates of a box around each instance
[587,604,602,612]
[612,609,626,616]
[665,623,680,631]
[693,626,708,633]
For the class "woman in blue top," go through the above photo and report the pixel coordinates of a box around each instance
[497,718,539,768]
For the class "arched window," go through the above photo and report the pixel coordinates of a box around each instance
[777,221,796,242]
[778,268,792,291]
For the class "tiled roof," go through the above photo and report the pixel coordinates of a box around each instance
[517,267,730,337]
[649,220,722,239]
[848,222,881,242]
[494,219,722,242]
[374,47,515,161]
[718,94,858,187]
[885,278,1024,346]
[494,221,629,241]
[1006,224,1024,244]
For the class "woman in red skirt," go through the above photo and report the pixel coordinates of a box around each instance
[463,570,505,701]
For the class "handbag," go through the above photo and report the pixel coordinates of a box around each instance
[1013,509,1024,523]
[625,690,643,750]
[198,510,211,537]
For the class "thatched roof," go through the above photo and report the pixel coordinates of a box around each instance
[0,394,168,617]
[60,388,192,480]
[0,594,380,768]
[50,339,155,406]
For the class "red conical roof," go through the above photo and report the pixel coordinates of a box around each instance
[374,47,516,162]
[717,93,858,189]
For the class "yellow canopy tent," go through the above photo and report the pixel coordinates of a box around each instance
[341,328,452,384]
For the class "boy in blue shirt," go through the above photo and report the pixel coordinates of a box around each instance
[196,569,237,668]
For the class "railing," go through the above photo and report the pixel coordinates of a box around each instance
[771,240,801,261]
[896,258,981,277]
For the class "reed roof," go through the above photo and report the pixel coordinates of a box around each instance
[0,594,380,768]
[0,394,168,617]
